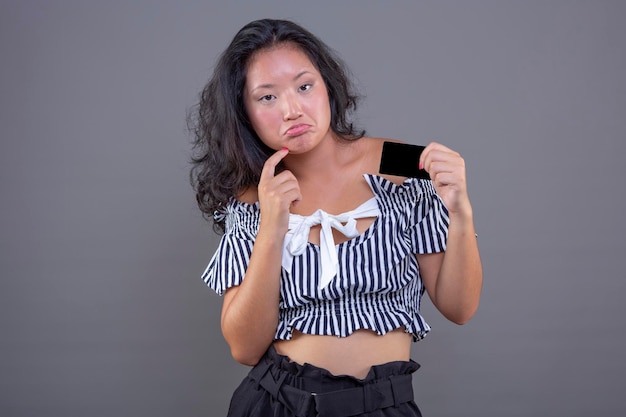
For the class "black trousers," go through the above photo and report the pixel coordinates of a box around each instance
[226,346,422,417]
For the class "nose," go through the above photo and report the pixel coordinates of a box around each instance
[282,93,303,121]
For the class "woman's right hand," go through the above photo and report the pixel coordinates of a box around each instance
[257,148,301,236]
[221,148,301,365]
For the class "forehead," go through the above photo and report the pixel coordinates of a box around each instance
[246,44,318,83]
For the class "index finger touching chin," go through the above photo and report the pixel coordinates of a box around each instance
[261,147,290,179]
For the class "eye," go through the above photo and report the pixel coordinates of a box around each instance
[298,83,312,92]
[258,94,275,102]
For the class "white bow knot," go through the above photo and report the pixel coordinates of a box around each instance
[282,198,380,289]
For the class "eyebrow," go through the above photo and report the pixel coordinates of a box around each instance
[250,70,313,93]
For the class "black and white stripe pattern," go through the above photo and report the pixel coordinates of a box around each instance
[202,175,449,341]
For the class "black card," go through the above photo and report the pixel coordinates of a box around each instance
[379,141,430,179]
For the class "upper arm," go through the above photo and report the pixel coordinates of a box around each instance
[220,285,238,328]
[416,252,444,304]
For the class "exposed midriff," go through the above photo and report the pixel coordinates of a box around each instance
[273,327,412,379]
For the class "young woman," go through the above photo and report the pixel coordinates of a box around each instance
[189,18,482,417]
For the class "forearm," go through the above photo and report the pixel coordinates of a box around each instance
[221,229,283,365]
[433,211,483,324]
[221,148,301,365]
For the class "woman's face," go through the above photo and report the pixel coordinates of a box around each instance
[243,44,332,154]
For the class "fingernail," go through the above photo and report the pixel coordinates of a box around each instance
[419,162,423,170]
[282,147,289,152]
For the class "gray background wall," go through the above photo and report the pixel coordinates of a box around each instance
[1,1,624,416]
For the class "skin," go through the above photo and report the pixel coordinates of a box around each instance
[219,43,483,378]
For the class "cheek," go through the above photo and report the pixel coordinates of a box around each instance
[248,108,280,140]
[248,108,269,130]
[315,93,332,123]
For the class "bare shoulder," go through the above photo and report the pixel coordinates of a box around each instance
[359,136,407,154]
[361,137,410,185]
[236,186,259,205]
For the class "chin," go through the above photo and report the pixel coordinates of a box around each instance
[285,139,314,154]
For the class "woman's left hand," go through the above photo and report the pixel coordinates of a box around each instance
[419,142,472,217]
[418,142,482,325]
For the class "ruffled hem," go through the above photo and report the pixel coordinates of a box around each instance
[275,302,430,343]
[275,320,430,343]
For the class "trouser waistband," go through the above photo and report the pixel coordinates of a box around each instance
[248,354,415,417]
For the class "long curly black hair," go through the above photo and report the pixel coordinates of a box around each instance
[188,19,364,233]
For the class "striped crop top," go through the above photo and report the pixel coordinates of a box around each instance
[202,174,449,341]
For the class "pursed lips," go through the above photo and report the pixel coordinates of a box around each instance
[284,124,310,137]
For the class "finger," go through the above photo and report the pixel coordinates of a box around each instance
[420,142,444,170]
[428,161,465,183]
[281,185,302,208]
[431,171,466,188]
[427,159,465,175]
[260,147,290,180]
[421,146,462,173]
[260,170,301,202]
[274,173,302,205]
[424,141,456,155]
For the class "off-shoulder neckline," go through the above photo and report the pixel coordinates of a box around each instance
[230,174,427,210]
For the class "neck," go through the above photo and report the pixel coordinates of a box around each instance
[283,135,356,182]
